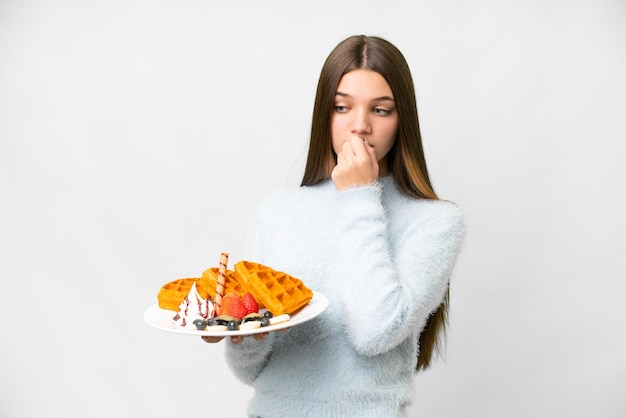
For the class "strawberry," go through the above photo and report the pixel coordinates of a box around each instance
[220,292,248,319]
[241,292,259,315]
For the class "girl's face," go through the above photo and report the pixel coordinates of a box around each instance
[331,69,399,175]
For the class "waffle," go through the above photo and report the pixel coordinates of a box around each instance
[234,260,313,316]
[157,278,206,311]
[198,267,247,299]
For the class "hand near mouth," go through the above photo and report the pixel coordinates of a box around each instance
[331,135,379,190]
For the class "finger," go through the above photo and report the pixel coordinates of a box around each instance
[230,335,244,345]
[336,149,346,167]
[252,332,269,341]
[349,136,369,158]
[342,140,354,155]
[201,336,225,343]
[363,139,377,164]
[341,140,356,164]
[357,136,378,172]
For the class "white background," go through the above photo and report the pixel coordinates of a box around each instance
[1,1,625,417]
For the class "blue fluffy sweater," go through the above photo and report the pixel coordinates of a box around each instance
[225,176,465,417]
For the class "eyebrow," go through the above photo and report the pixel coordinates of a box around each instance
[335,91,395,102]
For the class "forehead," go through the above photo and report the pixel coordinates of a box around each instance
[335,69,394,99]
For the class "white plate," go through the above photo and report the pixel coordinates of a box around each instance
[143,291,329,337]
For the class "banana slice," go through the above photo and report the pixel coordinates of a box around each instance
[268,314,290,325]
[239,321,262,331]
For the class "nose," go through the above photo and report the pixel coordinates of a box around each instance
[350,108,371,137]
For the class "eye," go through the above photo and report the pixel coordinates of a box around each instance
[334,105,349,113]
[374,108,392,116]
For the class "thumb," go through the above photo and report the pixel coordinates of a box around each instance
[364,139,378,169]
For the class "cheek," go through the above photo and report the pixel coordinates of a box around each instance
[366,134,393,162]
[330,117,343,154]
[375,123,398,154]
[373,143,393,163]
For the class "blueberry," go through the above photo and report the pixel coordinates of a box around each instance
[227,320,239,331]
[263,311,273,319]
[260,318,270,327]
[193,319,207,330]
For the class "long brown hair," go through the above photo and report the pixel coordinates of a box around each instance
[301,35,448,372]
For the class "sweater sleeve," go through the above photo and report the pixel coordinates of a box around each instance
[332,183,465,356]
[223,333,276,386]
